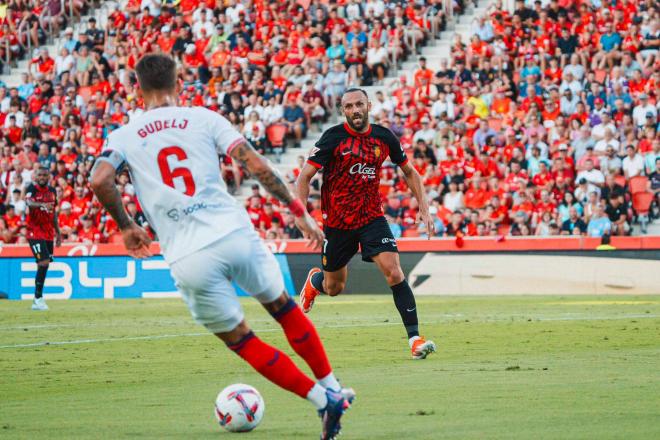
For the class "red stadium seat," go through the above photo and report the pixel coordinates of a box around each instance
[614,174,627,188]
[402,229,420,238]
[266,124,288,149]
[632,192,654,216]
[629,176,649,195]
[77,86,92,103]
[594,70,608,84]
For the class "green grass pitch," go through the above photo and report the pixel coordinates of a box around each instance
[1,295,659,439]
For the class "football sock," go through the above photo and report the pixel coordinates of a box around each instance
[34,265,48,299]
[227,331,315,400]
[311,271,326,293]
[307,383,329,410]
[391,280,419,339]
[319,372,341,391]
[271,297,334,381]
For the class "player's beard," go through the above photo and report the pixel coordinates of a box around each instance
[346,110,368,132]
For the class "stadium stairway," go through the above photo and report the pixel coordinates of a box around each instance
[0,1,124,87]
[240,1,487,202]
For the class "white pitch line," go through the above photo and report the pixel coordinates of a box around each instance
[1,314,658,350]
[0,321,403,349]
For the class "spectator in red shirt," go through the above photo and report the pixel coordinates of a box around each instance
[77,215,101,244]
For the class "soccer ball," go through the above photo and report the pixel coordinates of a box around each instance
[214,383,265,432]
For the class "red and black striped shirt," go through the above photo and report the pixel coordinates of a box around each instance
[308,123,408,230]
[25,184,57,241]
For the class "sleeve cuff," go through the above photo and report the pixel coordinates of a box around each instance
[397,158,409,167]
[307,159,323,169]
[226,138,244,156]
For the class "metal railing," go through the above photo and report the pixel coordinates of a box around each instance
[389,44,398,72]
[39,8,55,45]
[68,0,76,22]
[16,19,31,59]
[423,6,440,42]
[404,28,417,59]
[445,0,454,27]
[4,38,10,75]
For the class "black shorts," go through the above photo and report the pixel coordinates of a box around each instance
[28,239,54,262]
[322,216,398,272]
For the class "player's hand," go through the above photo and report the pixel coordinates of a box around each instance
[295,213,325,251]
[121,222,153,259]
[418,210,435,240]
[55,233,62,247]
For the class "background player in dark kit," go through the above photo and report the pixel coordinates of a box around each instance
[25,167,62,311]
[297,88,436,359]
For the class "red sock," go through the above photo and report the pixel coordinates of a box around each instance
[228,332,315,399]
[272,298,332,380]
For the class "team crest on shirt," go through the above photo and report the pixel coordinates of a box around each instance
[374,146,380,158]
[322,256,327,266]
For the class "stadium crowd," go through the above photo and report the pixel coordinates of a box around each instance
[0,0,658,245]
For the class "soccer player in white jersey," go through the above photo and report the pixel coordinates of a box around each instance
[90,54,353,440]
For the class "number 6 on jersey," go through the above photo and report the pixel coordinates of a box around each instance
[157,146,196,196]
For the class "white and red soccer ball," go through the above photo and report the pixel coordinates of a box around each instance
[214,384,265,432]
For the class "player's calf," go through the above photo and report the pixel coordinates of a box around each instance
[267,294,341,391]
[324,280,345,297]
[31,259,51,311]
[380,265,405,286]
[219,321,354,438]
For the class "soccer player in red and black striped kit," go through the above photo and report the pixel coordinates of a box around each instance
[297,88,437,359]
[25,167,62,311]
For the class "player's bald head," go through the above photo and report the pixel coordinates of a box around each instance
[135,54,177,93]
[341,88,368,106]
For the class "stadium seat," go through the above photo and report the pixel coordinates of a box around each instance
[594,70,608,84]
[266,124,288,161]
[614,175,627,188]
[632,192,654,215]
[402,229,421,238]
[632,192,654,234]
[629,176,649,195]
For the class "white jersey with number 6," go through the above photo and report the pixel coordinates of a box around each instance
[100,106,252,264]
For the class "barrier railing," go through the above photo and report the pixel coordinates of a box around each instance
[16,19,31,60]
[3,38,9,75]
[39,8,54,45]
[1,236,660,258]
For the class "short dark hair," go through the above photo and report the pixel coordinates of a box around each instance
[342,88,368,101]
[135,54,177,93]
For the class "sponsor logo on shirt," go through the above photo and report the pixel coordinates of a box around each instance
[349,162,376,178]
[167,201,223,222]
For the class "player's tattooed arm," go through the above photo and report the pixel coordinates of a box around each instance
[91,161,152,258]
[230,141,294,204]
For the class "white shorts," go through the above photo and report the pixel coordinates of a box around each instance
[169,228,284,333]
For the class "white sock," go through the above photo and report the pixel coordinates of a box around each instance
[306,383,328,410]
[409,335,421,348]
[318,372,341,391]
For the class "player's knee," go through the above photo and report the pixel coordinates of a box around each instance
[215,320,251,346]
[325,281,345,297]
[383,266,405,286]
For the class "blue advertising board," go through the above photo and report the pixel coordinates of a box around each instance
[0,255,295,300]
